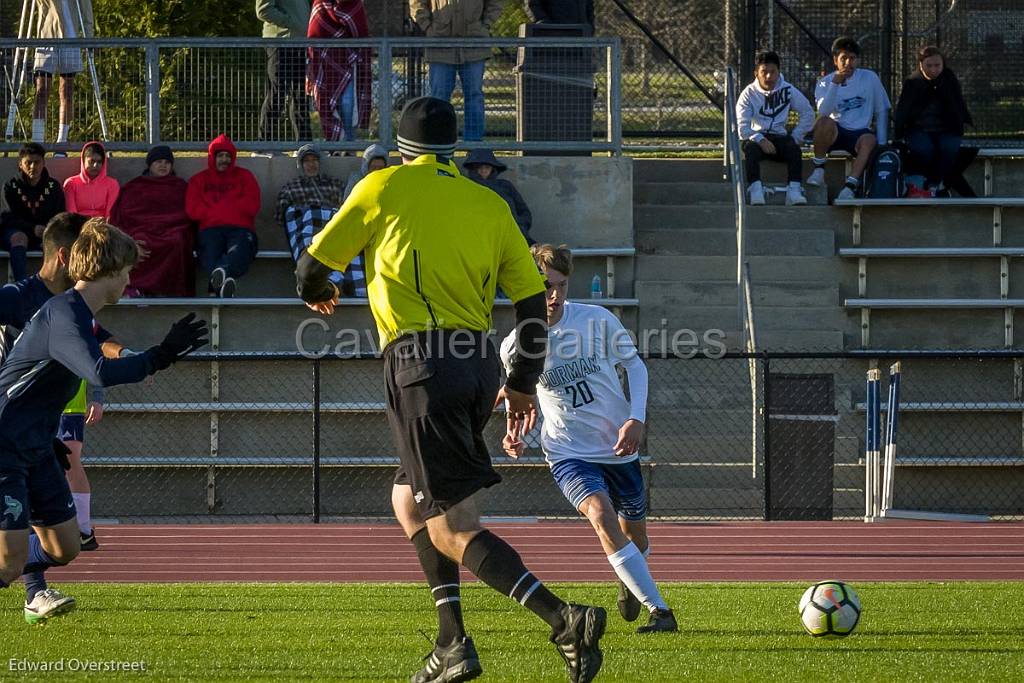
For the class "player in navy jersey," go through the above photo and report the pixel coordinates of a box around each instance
[0,218,207,624]
[500,244,677,634]
[0,212,98,621]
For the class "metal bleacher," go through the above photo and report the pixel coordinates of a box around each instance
[835,149,1024,347]
[837,150,1024,486]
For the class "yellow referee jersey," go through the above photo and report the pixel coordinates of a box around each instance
[308,154,545,347]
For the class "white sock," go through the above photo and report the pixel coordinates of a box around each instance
[73,493,92,534]
[812,157,827,167]
[56,123,70,143]
[748,180,762,192]
[31,118,45,142]
[788,181,802,190]
[608,541,667,611]
[845,175,860,187]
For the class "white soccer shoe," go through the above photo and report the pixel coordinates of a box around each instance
[748,181,766,206]
[786,185,807,206]
[24,588,76,624]
[837,185,857,200]
[806,167,826,186]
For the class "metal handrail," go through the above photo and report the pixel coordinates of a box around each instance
[723,67,758,479]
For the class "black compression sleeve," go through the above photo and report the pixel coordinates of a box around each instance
[506,292,547,394]
[295,250,337,303]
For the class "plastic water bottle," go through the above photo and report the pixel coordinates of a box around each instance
[590,275,603,299]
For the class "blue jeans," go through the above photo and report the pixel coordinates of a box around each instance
[428,61,485,141]
[338,81,356,142]
[905,129,962,185]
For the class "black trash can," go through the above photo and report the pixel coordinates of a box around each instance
[515,22,594,155]
[766,373,836,520]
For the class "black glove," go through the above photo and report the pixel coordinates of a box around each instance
[52,438,72,471]
[148,312,209,371]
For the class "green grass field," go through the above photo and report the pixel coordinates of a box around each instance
[4,582,1023,682]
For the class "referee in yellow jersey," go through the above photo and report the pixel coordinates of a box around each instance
[296,97,606,683]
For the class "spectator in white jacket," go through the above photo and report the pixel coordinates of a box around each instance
[736,51,814,206]
[808,36,891,200]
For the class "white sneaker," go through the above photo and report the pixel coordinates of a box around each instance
[24,588,76,624]
[748,181,765,206]
[837,185,856,200]
[786,185,807,206]
[806,167,826,186]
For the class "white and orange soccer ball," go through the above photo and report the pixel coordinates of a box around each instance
[798,580,862,638]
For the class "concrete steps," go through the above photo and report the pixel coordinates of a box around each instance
[637,226,835,258]
[637,279,838,308]
[635,204,844,234]
[636,180,826,206]
[638,254,838,283]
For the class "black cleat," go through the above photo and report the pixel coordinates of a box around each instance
[80,531,99,551]
[551,604,606,683]
[616,580,642,622]
[636,607,677,634]
[410,636,482,683]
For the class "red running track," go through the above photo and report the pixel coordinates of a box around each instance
[49,521,1024,583]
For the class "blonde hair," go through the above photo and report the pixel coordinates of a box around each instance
[68,218,139,282]
[530,243,574,277]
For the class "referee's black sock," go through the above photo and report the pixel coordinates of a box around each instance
[462,530,566,632]
[412,528,466,646]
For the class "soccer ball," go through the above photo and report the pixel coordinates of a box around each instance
[798,580,861,638]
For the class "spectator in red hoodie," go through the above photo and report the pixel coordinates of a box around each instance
[62,141,120,219]
[185,135,261,298]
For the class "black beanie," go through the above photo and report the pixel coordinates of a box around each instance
[397,96,457,158]
[146,145,174,167]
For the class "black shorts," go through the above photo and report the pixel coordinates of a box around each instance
[0,447,76,531]
[386,330,502,520]
[829,126,875,156]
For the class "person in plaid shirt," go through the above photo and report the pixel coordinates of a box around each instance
[277,144,366,296]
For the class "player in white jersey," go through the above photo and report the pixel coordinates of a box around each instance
[499,244,677,633]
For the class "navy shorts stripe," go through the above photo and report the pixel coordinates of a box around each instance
[550,458,647,521]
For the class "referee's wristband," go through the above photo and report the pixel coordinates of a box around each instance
[505,372,539,396]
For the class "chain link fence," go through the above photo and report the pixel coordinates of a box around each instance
[81,351,1023,523]
[0,2,1020,146]
[0,37,619,153]
[748,0,1022,146]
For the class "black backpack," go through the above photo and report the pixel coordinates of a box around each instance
[864,146,905,198]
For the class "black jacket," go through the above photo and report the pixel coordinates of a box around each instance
[526,0,594,28]
[463,149,534,243]
[1,168,65,235]
[893,68,973,139]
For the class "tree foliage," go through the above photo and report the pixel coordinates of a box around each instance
[96,0,261,38]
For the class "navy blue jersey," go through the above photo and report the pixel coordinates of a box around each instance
[0,275,111,364]
[0,289,151,455]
